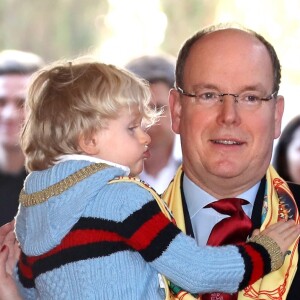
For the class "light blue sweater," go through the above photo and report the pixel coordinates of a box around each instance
[15,160,271,299]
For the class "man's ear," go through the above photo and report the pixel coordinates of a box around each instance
[169,88,182,134]
[78,133,98,155]
[274,95,284,139]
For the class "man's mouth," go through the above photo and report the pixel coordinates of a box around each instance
[211,139,242,145]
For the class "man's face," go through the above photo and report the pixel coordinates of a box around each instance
[170,29,284,197]
[0,74,30,149]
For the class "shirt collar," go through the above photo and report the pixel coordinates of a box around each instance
[183,173,259,218]
[56,154,130,175]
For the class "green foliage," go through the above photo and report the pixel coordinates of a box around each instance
[0,0,218,62]
[0,0,109,62]
[161,0,218,55]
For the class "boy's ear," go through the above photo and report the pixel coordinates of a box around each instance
[78,133,98,155]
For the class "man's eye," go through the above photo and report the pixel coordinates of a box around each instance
[244,95,260,102]
[199,92,217,100]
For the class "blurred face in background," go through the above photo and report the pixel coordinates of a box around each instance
[287,126,300,184]
[148,81,174,148]
[0,74,30,149]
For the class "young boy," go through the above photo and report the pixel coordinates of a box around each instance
[14,58,298,299]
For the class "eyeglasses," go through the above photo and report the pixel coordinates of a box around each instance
[176,86,277,110]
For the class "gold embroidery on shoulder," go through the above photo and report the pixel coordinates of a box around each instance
[19,163,109,207]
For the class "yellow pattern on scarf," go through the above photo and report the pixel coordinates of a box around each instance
[162,165,299,300]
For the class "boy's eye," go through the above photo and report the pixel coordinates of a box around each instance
[128,125,138,131]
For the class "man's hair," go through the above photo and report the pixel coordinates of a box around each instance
[0,49,44,75]
[21,57,160,172]
[125,54,176,88]
[175,23,281,93]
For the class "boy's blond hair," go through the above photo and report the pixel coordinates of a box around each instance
[21,58,159,172]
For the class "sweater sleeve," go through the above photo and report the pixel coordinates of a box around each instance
[105,182,273,294]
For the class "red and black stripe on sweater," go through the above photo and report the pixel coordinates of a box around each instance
[17,199,271,290]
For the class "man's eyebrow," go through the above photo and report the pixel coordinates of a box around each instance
[190,83,219,90]
[190,83,268,92]
[238,84,268,92]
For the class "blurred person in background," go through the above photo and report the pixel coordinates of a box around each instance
[126,55,181,193]
[0,50,43,226]
[273,115,300,184]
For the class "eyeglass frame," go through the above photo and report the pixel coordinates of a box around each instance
[175,86,278,104]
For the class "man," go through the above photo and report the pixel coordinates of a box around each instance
[126,55,181,193]
[163,24,300,299]
[0,50,43,226]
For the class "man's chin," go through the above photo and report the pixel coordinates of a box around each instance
[209,163,245,179]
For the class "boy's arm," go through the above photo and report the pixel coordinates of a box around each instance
[110,182,298,294]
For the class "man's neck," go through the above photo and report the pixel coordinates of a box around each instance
[184,169,264,199]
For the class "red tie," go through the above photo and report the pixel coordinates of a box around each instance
[201,198,252,300]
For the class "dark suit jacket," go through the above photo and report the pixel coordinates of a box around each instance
[0,168,27,226]
[181,176,300,300]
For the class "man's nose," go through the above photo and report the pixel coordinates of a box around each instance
[216,95,241,125]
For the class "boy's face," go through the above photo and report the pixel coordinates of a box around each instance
[91,106,151,176]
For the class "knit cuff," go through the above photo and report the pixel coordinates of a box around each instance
[248,235,284,272]
[236,241,273,290]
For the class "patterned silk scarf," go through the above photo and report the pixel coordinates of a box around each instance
[162,165,299,300]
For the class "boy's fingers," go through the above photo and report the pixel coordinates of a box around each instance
[264,220,297,234]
